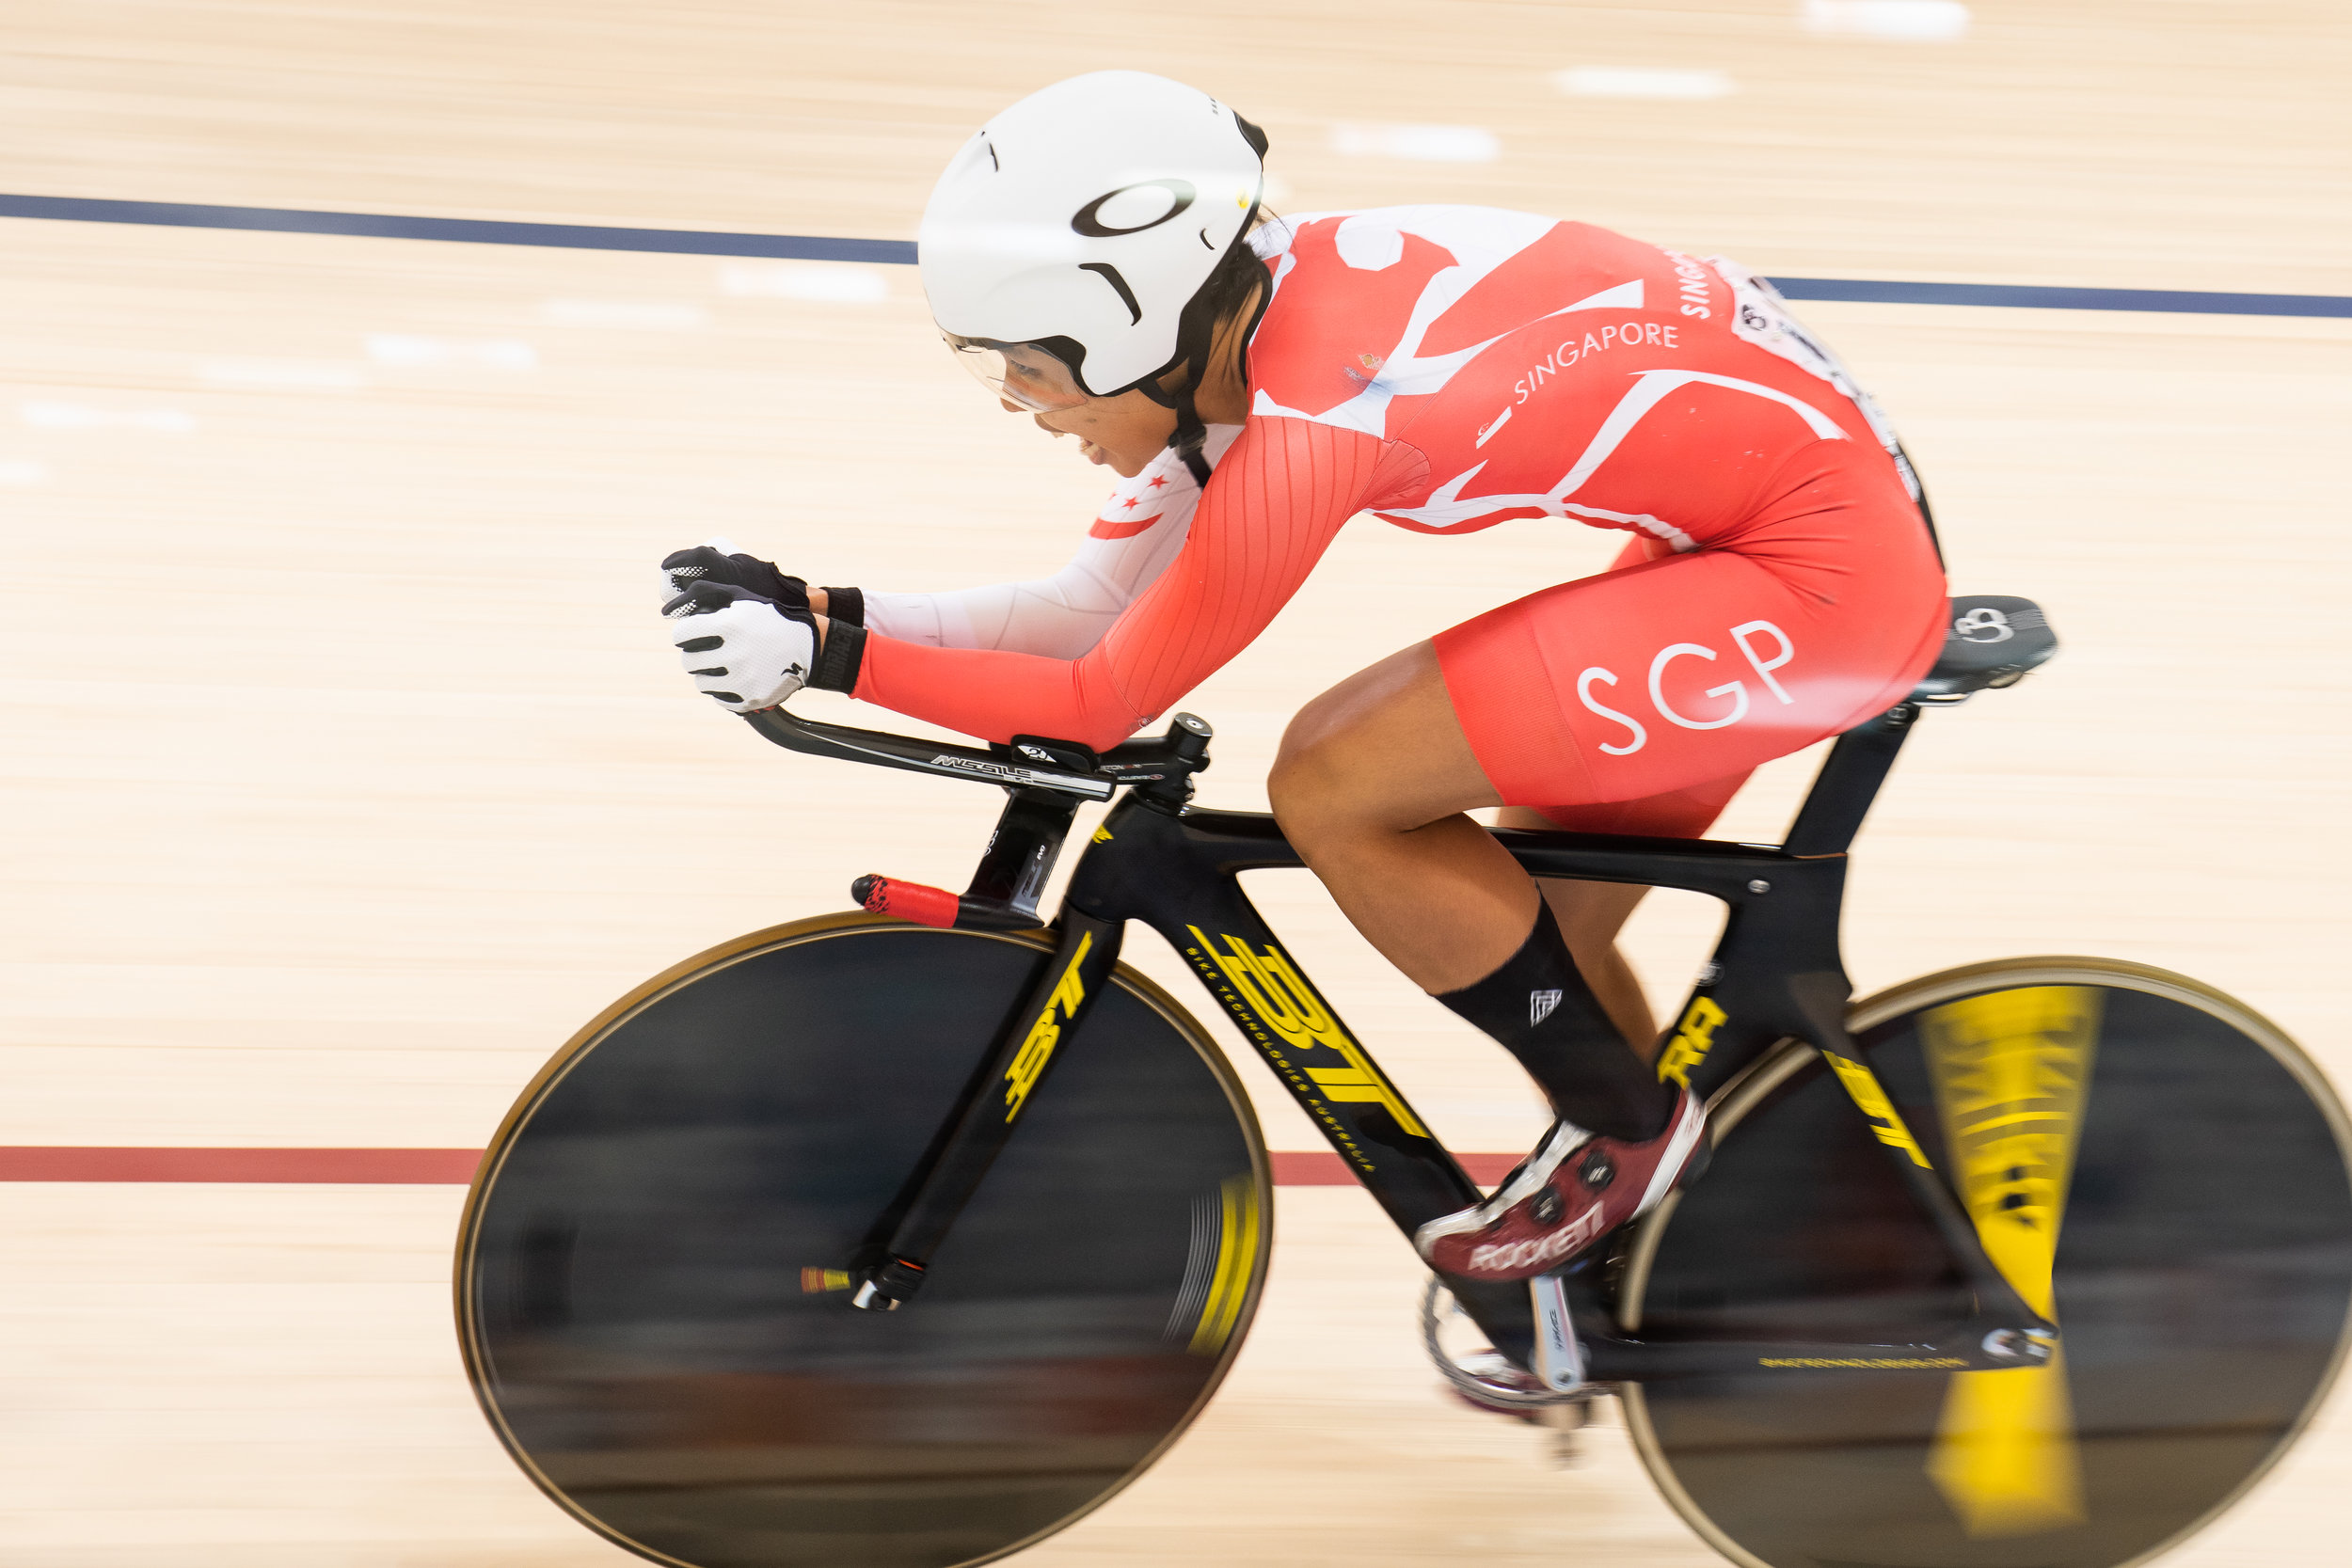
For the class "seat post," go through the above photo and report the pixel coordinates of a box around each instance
[1782,703,1919,857]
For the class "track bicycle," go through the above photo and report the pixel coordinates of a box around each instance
[457,594,2352,1568]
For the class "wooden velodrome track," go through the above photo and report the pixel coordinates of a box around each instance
[3,1,2349,1561]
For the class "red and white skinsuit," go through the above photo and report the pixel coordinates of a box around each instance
[852,207,1948,835]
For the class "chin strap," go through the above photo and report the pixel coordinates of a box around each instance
[1155,260,1273,489]
[1169,388,1215,488]
[1137,315,1216,487]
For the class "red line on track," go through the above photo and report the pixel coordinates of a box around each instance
[1271,1149,1518,1186]
[0,1148,485,1183]
[0,1147,1518,1187]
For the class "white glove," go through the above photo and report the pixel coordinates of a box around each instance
[664,580,817,713]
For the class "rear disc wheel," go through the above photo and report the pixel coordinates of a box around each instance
[1619,957,2352,1568]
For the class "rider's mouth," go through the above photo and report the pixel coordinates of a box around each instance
[1035,419,1107,465]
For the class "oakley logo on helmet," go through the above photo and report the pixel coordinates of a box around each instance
[1073,179,1198,238]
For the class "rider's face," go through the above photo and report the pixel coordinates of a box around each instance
[951,288,1260,480]
[946,337,1178,479]
[1018,387,1179,480]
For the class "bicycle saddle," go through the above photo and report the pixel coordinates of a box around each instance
[1909,595,2058,701]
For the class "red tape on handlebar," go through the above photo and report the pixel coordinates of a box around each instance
[854,875,959,928]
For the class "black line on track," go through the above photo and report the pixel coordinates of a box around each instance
[6,191,2348,319]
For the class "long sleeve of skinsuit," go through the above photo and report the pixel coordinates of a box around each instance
[852,417,1415,752]
[859,424,1243,660]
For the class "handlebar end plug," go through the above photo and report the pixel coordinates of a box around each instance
[852,874,959,928]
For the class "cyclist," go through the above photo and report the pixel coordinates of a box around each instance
[660,71,1947,1286]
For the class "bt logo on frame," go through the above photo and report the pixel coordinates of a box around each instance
[1577,621,1795,756]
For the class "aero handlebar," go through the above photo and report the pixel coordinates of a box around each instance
[739,704,1215,804]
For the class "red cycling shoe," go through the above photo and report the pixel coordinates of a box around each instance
[1415,1087,1707,1282]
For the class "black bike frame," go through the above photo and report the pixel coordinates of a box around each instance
[743,701,2053,1382]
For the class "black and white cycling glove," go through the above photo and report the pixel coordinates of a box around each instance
[657,536,864,626]
[663,580,864,712]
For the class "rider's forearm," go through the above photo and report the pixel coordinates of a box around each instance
[845,502,1203,657]
[860,580,1123,659]
[851,636,1146,752]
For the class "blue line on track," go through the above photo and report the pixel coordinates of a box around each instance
[8,191,2348,320]
[0,192,919,264]
[1768,277,2349,318]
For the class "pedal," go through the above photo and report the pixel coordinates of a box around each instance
[1538,1397,1594,1468]
[1529,1273,1586,1394]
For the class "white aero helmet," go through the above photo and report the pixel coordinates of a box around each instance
[920,71,1268,418]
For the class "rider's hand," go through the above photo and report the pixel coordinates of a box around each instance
[664,579,818,713]
[658,537,810,610]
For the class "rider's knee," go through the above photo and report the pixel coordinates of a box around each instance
[1269,713,1352,835]
[1266,737,1329,831]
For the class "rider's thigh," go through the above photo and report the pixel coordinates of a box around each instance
[1270,641,1502,833]
[1516,773,1751,839]
[1433,444,1944,811]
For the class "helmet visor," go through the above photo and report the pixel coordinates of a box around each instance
[946,336,1093,412]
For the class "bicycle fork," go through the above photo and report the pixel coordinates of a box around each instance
[850,907,1129,1309]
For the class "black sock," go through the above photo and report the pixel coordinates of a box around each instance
[1434,900,1673,1142]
